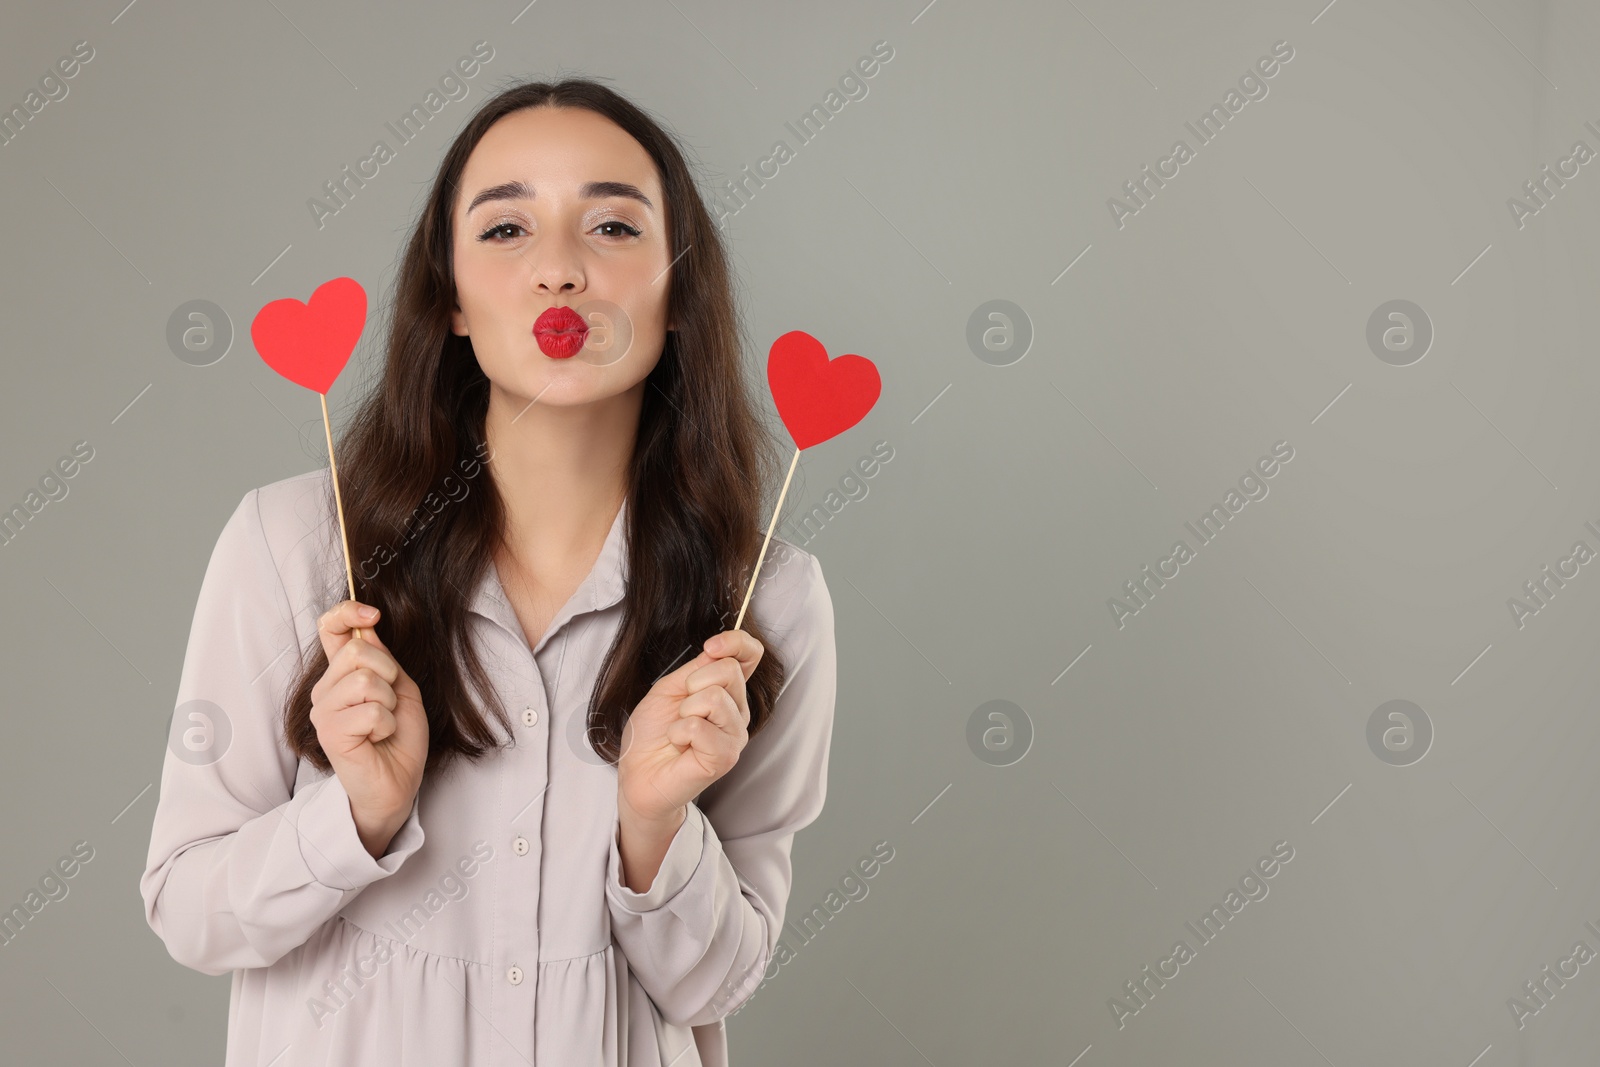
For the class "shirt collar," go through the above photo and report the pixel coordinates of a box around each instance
[467,497,630,649]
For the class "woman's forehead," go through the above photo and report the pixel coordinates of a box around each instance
[464,109,660,201]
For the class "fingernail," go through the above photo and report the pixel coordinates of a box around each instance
[360,606,378,619]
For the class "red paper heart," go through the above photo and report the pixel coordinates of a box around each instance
[767,330,880,450]
[250,276,367,394]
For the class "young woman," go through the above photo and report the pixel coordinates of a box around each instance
[140,78,837,1067]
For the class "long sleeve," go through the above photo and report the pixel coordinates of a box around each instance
[140,488,425,977]
[605,551,836,1026]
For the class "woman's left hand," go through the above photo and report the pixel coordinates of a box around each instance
[617,629,765,827]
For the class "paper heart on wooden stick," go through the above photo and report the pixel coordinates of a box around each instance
[250,276,367,394]
[767,329,881,450]
[730,329,884,632]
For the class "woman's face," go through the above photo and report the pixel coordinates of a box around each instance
[449,106,674,409]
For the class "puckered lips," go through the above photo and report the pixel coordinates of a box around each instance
[533,305,588,359]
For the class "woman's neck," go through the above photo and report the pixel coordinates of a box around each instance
[482,380,638,577]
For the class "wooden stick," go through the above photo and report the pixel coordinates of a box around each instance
[320,392,363,642]
[733,446,801,632]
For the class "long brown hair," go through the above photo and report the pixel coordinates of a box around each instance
[282,77,790,774]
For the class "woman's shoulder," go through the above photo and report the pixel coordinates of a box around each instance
[219,468,342,616]
[243,466,337,556]
[249,466,335,531]
[747,534,832,643]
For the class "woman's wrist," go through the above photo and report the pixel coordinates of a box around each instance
[615,794,686,892]
[352,802,410,860]
[616,791,686,834]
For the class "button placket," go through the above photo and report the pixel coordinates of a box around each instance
[468,544,619,1062]
[494,655,550,1059]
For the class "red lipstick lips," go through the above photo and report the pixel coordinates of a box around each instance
[534,305,589,359]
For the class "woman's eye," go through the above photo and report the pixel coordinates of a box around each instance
[477,222,526,243]
[475,219,641,243]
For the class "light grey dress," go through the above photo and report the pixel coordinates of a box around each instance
[140,468,837,1066]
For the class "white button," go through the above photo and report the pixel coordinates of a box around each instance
[522,707,538,726]
[513,835,530,856]
[507,965,523,985]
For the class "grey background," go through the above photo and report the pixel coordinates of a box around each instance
[1,0,1595,1063]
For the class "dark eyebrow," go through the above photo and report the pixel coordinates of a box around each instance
[465,180,654,214]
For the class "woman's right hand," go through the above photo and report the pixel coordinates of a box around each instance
[311,600,430,859]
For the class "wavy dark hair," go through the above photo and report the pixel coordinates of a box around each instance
[280,76,791,774]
